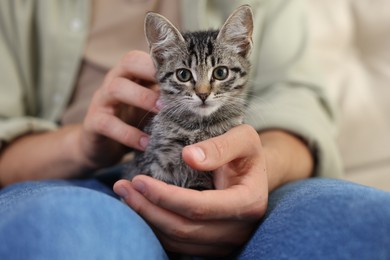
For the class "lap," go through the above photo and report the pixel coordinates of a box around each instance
[2,177,389,259]
[0,179,168,260]
[238,178,390,260]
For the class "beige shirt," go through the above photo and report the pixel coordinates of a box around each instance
[62,0,181,124]
[0,0,343,178]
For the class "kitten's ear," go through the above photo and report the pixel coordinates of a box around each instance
[217,5,253,58]
[144,12,185,66]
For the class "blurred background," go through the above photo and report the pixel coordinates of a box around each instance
[308,0,390,191]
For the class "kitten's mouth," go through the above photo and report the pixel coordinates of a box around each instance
[193,101,220,117]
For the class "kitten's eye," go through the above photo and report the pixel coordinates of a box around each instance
[176,69,192,82]
[212,66,229,80]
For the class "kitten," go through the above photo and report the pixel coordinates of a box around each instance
[126,5,253,190]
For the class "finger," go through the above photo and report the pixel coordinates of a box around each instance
[104,51,156,84]
[88,113,149,151]
[99,77,160,113]
[113,180,252,247]
[114,180,210,243]
[182,124,262,171]
[128,175,267,221]
[155,230,236,257]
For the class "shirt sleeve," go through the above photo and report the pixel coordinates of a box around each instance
[244,0,343,178]
[0,1,58,149]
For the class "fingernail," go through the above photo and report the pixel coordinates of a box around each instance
[190,146,206,162]
[115,187,129,198]
[139,136,149,149]
[133,180,145,194]
[155,99,165,111]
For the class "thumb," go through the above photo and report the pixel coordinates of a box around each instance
[182,124,261,171]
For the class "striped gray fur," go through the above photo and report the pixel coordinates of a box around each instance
[125,5,253,190]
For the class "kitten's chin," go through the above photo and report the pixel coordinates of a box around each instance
[193,103,220,117]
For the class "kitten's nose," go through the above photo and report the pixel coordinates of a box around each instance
[196,93,209,103]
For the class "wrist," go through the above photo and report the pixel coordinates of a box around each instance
[61,125,98,172]
[259,130,313,191]
[261,134,289,191]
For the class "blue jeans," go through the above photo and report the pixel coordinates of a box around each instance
[1,178,389,260]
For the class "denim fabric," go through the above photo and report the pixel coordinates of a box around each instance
[238,178,390,260]
[0,179,168,260]
[1,178,389,260]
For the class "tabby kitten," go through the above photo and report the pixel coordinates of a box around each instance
[126,5,253,190]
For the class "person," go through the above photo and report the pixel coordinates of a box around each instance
[0,0,389,259]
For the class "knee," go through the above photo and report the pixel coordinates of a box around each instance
[270,178,390,213]
[267,178,390,240]
[0,184,167,259]
[242,179,390,259]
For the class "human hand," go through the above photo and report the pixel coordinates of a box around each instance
[114,124,268,257]
[77,51,161,169]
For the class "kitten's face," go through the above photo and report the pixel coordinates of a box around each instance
[145,5,253,118]
[156,31,250,117]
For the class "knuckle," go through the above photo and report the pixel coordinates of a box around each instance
[121,51,136,65]
[88,88,105,110]
[138,88,155,107]
[188,204,209,221]
[103,69,115,85]
[121,50,146,68]
[105,77,124,97]
[125,197,143,215]
[148,190,164,206]
[241,124,261,150]
[169,222,191,241]
[122,128,137,147]
[241,197,267,221]
[209,137,229,161]
[241,124,259,140]
[90,114,111,135]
